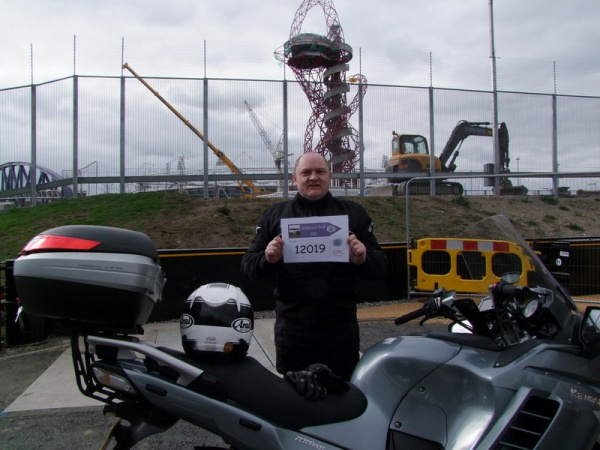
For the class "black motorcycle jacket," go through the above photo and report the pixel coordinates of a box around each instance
[241,192,387,323]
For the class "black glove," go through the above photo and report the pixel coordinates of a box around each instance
[285,369,327,400]
[307,363,350,394]
[285,363,350,400]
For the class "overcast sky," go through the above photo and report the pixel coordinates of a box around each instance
[2,0,599,95]
[2,1,599,194]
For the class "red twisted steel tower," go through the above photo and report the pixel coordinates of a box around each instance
[275,0,366,183]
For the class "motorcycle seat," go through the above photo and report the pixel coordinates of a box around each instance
[152,347,368,429]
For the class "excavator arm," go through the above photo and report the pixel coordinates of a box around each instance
[497,122,510,172]
[439,120,524,194]
[439,120,509,172]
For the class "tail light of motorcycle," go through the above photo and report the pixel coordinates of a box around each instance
[93,367,136,394]
[19,235,101,255]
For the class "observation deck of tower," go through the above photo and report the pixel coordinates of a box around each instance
[275,0,366,184]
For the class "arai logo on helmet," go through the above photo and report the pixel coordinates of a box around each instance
[232,318,252,333]
[180,314,194,329]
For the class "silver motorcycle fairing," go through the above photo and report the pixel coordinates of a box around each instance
[303,331,600,450]
[437,341,600,450]
[301,335,461,450]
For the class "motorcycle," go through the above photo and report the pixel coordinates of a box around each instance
[12,216,600,449]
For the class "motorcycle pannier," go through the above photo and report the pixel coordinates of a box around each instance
[14,225,165,328]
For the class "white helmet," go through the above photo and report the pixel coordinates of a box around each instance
[180,283,254,360]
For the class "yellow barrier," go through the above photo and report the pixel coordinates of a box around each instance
[408,238,534,293]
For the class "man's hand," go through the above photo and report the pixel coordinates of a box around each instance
[348,234,366,265]
[265,235,283,264]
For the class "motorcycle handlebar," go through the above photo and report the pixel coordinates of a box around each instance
[495,283,530,297]
[394,307,426,326]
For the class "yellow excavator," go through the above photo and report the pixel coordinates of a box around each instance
[386,120,527,195]
[123,63,262,197]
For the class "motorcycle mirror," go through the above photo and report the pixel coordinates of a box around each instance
[479,297,494,312]
[444,290,457,300]
[441,290,457,308]
[581,306,600,346]
[501,272,521,284]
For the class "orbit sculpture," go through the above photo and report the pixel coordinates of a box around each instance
[275,0,366,183]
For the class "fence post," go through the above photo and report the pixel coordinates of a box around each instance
[203,77,209,199]
[428,85,436,195]
[552,93,559,197]
[358,80,365,196]
[30,84,37,207]
[283,79,289,198]
[72,75,79,197]
[490,0,501,196]
[119,74,126,194]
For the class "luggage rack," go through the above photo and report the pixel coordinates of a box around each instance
[69,322,206,406]
[69,323,144,406]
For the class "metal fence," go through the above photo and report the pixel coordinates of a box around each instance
[1,74,600,203]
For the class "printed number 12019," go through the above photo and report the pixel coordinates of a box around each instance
[294,244,326,254]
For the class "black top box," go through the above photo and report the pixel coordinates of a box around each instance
[14,225,165,329]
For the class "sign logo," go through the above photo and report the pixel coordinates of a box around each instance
[180,314,194,329]
[232,318,252,333]
[287,221,342,238]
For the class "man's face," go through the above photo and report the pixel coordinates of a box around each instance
[293,153,332,200]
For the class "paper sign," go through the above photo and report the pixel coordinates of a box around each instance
[281,215,349,263]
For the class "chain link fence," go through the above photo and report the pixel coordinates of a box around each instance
[1,72,599,203]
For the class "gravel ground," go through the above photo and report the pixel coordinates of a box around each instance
[0,304,448,449]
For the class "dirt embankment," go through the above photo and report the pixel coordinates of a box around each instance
[136,193,600,250]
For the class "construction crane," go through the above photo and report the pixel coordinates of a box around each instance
[122,63,261,196]
[243,100,284,173]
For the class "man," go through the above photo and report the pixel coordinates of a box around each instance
[241,152,387,380]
